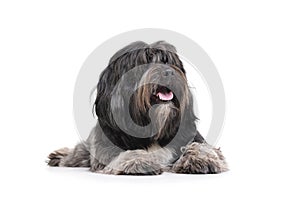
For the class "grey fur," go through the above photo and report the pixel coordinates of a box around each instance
[48,144,90,167]
[97,145,174,175]
[171,142,228,174]
[47,41,228,175]
[48,119,228,175]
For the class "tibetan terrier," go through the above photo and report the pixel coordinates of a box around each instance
[47,41,228,175]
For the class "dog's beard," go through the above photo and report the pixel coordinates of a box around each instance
[149,102,178,140]
[128,66,189,141]
[130,85,180,140]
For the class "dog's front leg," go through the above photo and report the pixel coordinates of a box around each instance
[97,146,175,175]
[171,142,228,174]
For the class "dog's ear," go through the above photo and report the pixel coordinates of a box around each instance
[94,68,114,125]
[95,67,129,128]
[182,90,198,133]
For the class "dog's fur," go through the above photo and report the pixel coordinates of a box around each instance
[47,41,228,175]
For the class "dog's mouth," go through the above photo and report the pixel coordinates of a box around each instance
[153,86,174,102]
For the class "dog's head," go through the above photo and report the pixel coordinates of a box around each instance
[95,41,197,149]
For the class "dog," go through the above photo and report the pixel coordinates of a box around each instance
[47,41,228,175]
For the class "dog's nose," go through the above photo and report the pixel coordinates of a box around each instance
[163,69,175,77]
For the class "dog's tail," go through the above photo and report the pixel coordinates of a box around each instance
[47,143,91,167]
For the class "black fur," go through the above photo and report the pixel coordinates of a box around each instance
[94,41,197,152]
[47,41,227,175]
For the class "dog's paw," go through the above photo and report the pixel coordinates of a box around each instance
[90,160,106,172]
[171,142,228,174]
[104,158,163,175]
[47,147,71,167]
[96,150,163,175]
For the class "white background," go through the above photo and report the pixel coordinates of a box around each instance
[0,0,299,199]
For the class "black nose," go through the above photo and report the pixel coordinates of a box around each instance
[163,69,175,77]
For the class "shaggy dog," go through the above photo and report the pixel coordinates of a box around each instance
[48,41,228,175]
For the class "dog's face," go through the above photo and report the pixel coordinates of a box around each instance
[95,41,197,149]
[134,64,188,112]
[129,64,190,139]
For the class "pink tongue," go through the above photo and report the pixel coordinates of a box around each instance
[157,92,174,101]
